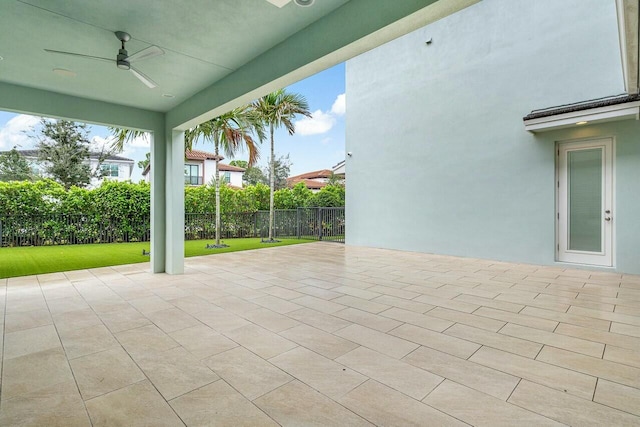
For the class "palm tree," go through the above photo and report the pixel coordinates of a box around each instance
[252,89,311,241]
[185,106,261,247]
[108,127,148,152]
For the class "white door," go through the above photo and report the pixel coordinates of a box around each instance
[557,139,613,267]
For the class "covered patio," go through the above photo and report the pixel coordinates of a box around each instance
[0,243,638,425]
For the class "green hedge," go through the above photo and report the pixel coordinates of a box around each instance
[0,179,345,218]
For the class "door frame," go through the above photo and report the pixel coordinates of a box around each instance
[556,137,615,267]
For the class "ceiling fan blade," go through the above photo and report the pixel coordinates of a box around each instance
[44,49,114,63]
[126,45,164,63]
[130,66,158,89]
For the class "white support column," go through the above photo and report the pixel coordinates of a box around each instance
[150,127,166,273]
[165,129,185,274]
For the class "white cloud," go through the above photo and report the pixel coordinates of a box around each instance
[0,114,40,150]
[330,93,346,115]
[294,109,336,136]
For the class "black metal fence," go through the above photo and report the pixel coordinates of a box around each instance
[0,207,345,247]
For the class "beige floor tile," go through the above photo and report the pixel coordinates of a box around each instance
[537,293,616,312]
[4,309,53,333]
[296,285,345,300]
[259,286,304,300]
[334,307,403,332]
[336,324,419,359]
[404,346,519,400]
[290,295,346,314]
[469,346,596,399]
[556,322,640,350]
[98,306,151,333]
[331,295,390,314]
[270,347,366,399]
[169,295,218,315]
[336,346,443,399]
[339,380,466,427]
[286,307,352,332]
[115,324,180,357]
[368,285,421,300]
[2,347,75,400]
[425,380,562,426]
[70,346,145,400]
[193,308,251,332]
[0,380,90,427]
[537,346,640,388]
[501,323,604,357]
[372,294,434,313]
[169,324,238,359]
[170,380,278,426]
[568,305,640,326]
[611,322,640,337]
[453,294,524,313]
[474,307,558,331]
[604,345,640,368]
[145,307,200,333]
[85,380,184,427]
[429,307,506,332]
[390,323,480,359]
[414,294,480,313]
[4,324,62,360]
[444,323,541,358]
[521,306,611,331]
[135,346,219,400]
[594,379,640,416]
[213,295,262,314]
[241,307,300,332]
[332,285,381,300]
[46,295,90,314]
[204,347,292,400]
[50,308,102,334]
[496,293,570,312]
[128,295,174,314]
[59,324,119,360]
[255,380,371,427]
[380,307,454,332]
[280,323,358,359]
[224,324,298,359]
[251,295,303,314]
[509,380,639,426]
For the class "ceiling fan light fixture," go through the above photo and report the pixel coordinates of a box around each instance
[294,0,315,7]
[117,60,130,70]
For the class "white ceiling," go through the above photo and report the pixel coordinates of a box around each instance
[0,0,480,128]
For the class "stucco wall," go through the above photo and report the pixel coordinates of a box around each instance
[345,0,638,271]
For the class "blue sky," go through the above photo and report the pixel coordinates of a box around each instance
[0,63,345,181]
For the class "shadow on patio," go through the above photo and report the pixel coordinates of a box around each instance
[0,242,639,425]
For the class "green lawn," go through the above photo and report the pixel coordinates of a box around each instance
[0,238,313,279]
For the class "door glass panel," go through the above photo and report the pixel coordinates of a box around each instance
[568,148,602,252]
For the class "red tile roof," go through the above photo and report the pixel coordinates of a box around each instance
[287,178,327,190]
[218,164,245,172]
[185,149,223,161]
[288,169,333,180]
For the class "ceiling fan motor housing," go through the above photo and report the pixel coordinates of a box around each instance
[117,49,130,70]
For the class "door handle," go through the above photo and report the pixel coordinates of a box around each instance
[605,217,611,221]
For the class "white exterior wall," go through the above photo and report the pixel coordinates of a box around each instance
[346,0,636,270]
[202,159,243,187]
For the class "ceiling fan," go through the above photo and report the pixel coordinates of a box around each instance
[45,31,164,89]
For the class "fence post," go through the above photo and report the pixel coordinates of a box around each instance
[0,219,2,247]
[317,208,323,241]
[296,208,301,239]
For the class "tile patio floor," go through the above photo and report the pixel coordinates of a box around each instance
[0,242,639,426]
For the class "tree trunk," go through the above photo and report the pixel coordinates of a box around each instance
[215,139,221,246]
[268,124,275,241]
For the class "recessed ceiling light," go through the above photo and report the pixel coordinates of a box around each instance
[576,121,588,125]
[162,93,175,98]
[52,68,76,77]
[294,0,315,6]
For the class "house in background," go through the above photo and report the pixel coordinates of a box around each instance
[2,149,134,187]
[332,160,345,179]
[287,169,333,192]
[346,0,640,274]
[142,149,245,187]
